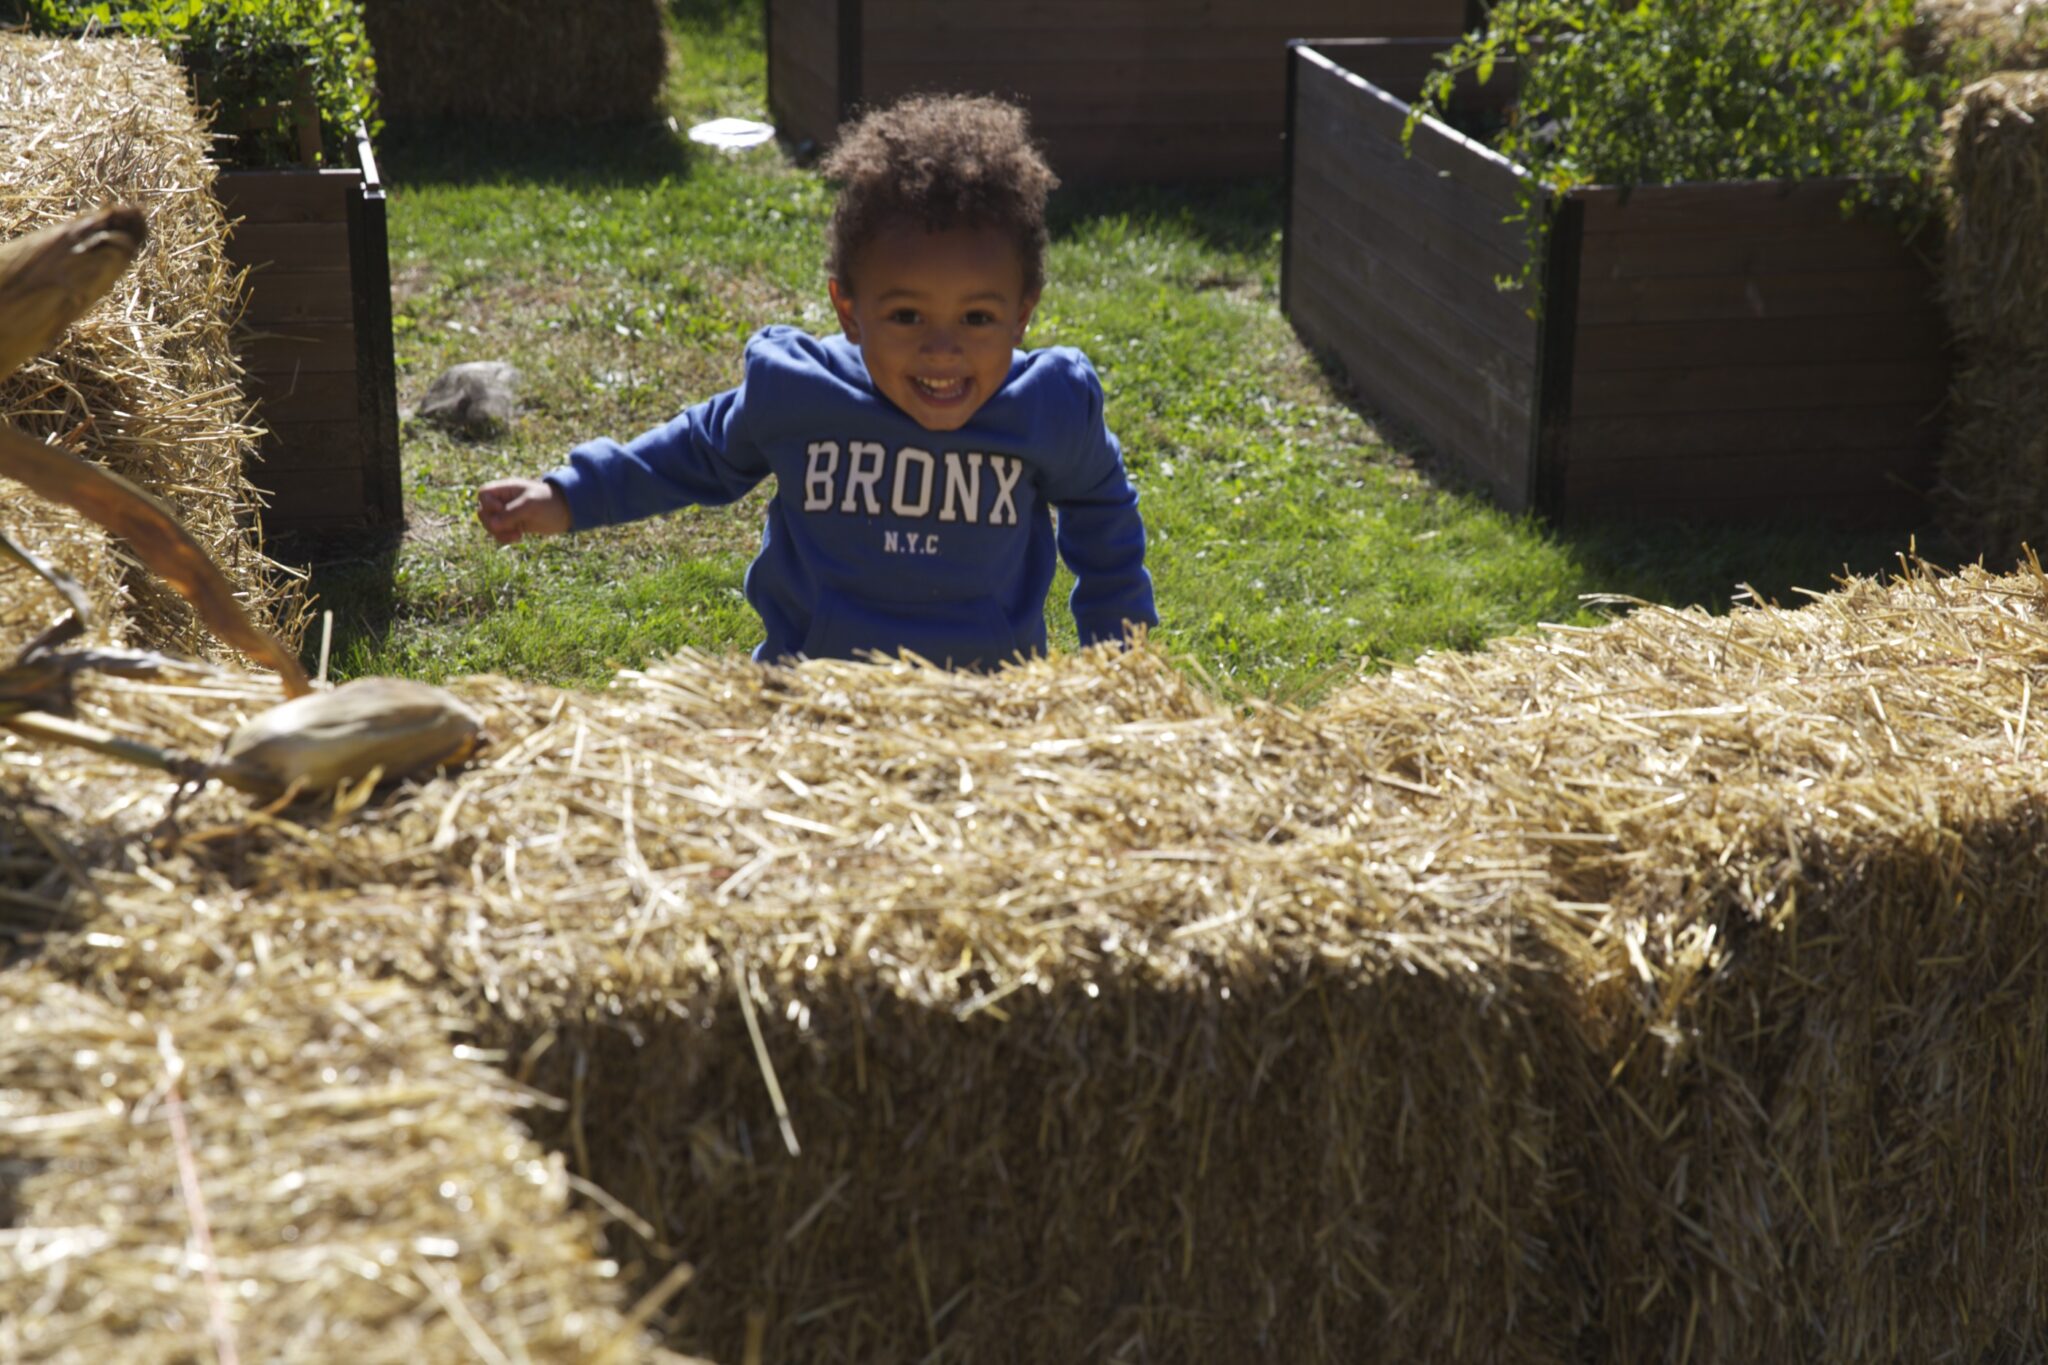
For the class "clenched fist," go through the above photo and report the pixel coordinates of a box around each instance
[477,477,572,545]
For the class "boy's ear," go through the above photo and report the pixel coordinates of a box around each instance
[828,278,861,343]
[1015,289,1041,343]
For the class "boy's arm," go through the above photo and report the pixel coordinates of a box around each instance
[1044,358,1158,647]
[544,384,767,532]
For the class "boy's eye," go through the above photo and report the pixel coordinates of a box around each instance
[887,308,921,325]
[964,310,997,326]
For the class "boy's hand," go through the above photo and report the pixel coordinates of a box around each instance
[477,478,571,545]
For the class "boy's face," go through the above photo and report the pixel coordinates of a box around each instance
[830,224,1039,432]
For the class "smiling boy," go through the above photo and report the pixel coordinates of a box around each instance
[477,95,1156,670]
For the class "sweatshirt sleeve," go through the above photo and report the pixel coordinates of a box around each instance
[543,380,767,532]
[1040,354,1159,647]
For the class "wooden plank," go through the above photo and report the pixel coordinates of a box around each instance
[1570,358,1947,418]
[1574,267,1938,326]
[864,58,1287,98]
[1293,195,1539,366]
[1292,155,1531,320]
[249,464,378,528]
[223,222,352,274]
[1294,50,1528,215]
[1560,447,1932,523]
[243,370,360,425]
[1294,69,1530,260]
[1291,251,1537,509]
[236,270,356,325]
[1573,313,1948,373]
[862,25,1454,68]
[1563,405,1943,464]
[214,168,357,224]
[866,0,1464,33]
[1575,219,1930,280]
[1312,38,1468,104]
[1041,132,1286,181]
[1572,179,1911,234]
[236,322,360,376]
[247,420,366,471]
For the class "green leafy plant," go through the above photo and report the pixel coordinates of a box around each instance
[22,0,378,167]
[1411,0,1945,288]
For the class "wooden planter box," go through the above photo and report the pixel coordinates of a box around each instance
[768,0,1473,180]
[1282,39,1948,523]
[216,128,402,543]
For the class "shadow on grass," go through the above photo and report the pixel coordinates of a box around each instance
[376,115,702,190]
[1295,337,1954,615]
[1050,177,1283,259]
[282,536,403,679]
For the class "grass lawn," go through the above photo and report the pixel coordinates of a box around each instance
[307,0,1928,702]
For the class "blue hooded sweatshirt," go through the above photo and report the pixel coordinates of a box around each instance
[544,325,1157,670]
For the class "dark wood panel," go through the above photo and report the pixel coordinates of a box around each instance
[1560,447,1932,524]
[859,91,1290,126]
[1570,359,1947,418]
[1572,179,1910,234]
[1576,219,1930,280]
[1292,138,1527,268]
[1314,37,1468,105]
[249,463,378,527]
[243,369,361,425]
[248,420,366,471]
[236,322,360,375]
[864,58,1286,97]
[214,168,358,224]
[865,0,1464,36]
[1573,313,1947,373]
[1293,197,1539,367]
[1574,267,1937,326]
[1039,132,1287,181]
[1292,156,1533,328]
[1565,405,1942,464]
[1291,252,1537,509]
[1295,52,1527,217]
[236,270,356,325]
[223,222,352,274]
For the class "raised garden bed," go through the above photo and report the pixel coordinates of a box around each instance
[1282,38,1949,524]
[768,0,1473,180]
[216,126,401,544]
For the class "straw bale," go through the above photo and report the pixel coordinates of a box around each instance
[0,502,127,655]
[10,562,2048,1358]
[0,958,699,1363]
[361,0,669,124]
[1932,355,2048,567]
[1938,69,2048,351]
[9,645,1600,1363]
[1911,0,2048,75]
[0,34,308,664]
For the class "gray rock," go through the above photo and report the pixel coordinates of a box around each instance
[416,361,521,434]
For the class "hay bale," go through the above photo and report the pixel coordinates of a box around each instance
[1910,0,2048,76]
[0,34,307,664]
[1932,356,2048,566]
[1934,71,2048,559]
[0,502,126,654]
[361,0,668,123]
[11,565,2048,1359]
[0,960,701,1363]
[1939,69,2048,351]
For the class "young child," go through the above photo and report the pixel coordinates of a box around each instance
[475,94,1156,672]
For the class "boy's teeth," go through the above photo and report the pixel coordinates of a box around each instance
[915,377,965,397]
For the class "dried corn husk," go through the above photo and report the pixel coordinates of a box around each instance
[219,677,484,796]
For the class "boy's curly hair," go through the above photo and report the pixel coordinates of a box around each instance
[821,94,1060,297]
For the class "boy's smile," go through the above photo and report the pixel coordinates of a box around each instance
[830,224,1039,432]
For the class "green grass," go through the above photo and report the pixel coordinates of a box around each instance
[307,0,1926,701]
